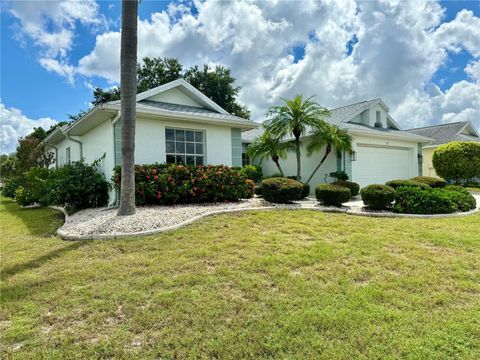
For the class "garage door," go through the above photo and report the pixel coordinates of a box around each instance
[354,145,412,187]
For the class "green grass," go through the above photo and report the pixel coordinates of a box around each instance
[1,197,480,359]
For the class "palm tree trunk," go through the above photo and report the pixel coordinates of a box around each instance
[274,160,285,177]
[295,138,301,180]
[117,0,138,216]
[306,144,331,184]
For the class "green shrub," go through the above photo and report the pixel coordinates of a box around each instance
[47,161,109,212]
[385,179,429,189]
[332,180,360,197]
[361,184,395,210]
[241,164,263,182]
[113,164,254,206]
[263,172,283,179]
[394,187,458,214]
[261,177,303,203]
[301,183,310,198]
[315,184,351,206]
[432,141,480,183]
[14,186,35,207]
[443,186,476,211]
[329,170,349,181]
[254,185,263,195]
[1,175,24,198]
[24,167,51,206]
[411,176,447,188]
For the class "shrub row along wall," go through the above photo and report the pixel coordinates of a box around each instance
[112,164,254,205]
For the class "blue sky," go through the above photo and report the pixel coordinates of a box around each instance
[1,0,480,153]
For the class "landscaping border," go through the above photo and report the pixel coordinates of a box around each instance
[56,194,480,240]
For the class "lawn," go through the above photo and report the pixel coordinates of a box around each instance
[1,197,480,359]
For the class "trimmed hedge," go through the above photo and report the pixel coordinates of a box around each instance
[261,177,303,203]
[385,179,429,189]
[254,185,263,195]
[332,180,360,197]
[393,186,475,214]
[411,176,446,188]
[301,183,310,198]
[443,185,477,211]
[315,184,351,206]
[361,184,395,210]
[113,164,254,205]
[432,141,480,183]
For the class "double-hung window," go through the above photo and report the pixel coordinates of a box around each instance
[165,128,204,165]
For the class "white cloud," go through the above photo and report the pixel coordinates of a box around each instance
[0,102,58,154]
[8,0,106,80]
[7,0,480,130]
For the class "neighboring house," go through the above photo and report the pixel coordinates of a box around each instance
[242,99,432,189]
[43,79,258,204]
[408,121,480,178]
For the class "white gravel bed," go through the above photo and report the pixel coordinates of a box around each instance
[58,197,311,240]
[56,194,480,240]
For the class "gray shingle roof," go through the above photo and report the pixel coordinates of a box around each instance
[407,122,480,146]
[242,99,430,142]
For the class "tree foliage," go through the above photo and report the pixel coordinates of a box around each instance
[72,57,250,120]
[432,141,480,183]
[264,95,330,180]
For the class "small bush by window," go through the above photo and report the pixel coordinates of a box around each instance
[410,176,446,188]
[113,164,254,205]
[332,180,360,197]
[261,177,303,203]
[385,179,429,189]
[361,184,395,210]
[329,170,349,181]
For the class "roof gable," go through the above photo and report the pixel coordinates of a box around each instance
[135,79,229,114]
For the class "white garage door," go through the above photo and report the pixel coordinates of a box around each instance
[354,145,412,187]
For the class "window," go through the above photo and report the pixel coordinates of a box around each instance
[242,153,250,166]
[66,147,71,165]
[374,111,382,128]
[165,128,204,165]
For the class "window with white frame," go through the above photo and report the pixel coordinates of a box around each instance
[66,147,71,165]
[165,128,204,165]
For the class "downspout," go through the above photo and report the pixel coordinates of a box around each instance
[66,135,83,161]
[109,111,122,207]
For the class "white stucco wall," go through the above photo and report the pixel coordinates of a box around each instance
[134,117,232,166]
[51,137,81,167]
[253,141,338,193]
[81,120,115,181]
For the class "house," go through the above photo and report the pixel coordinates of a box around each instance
[242,99,432,189]
[43,79,258,204]
[407,121,480,178]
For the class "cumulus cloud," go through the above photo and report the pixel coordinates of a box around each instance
[6,0,480,129]
[0,102,58,154]
[7,0,106,79]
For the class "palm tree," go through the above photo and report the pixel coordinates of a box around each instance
[305,123,352,184]
[264,95,330,180]
[247,132,294,177]
[117,0,138,216]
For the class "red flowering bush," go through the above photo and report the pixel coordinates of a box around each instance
[112,164,254,205]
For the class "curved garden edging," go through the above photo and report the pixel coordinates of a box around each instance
[56,194,480,241]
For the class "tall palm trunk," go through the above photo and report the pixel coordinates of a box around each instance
[117,0,138,216]
[271,155,285,177]
[293,127,302,180]
[306,143,332,184]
